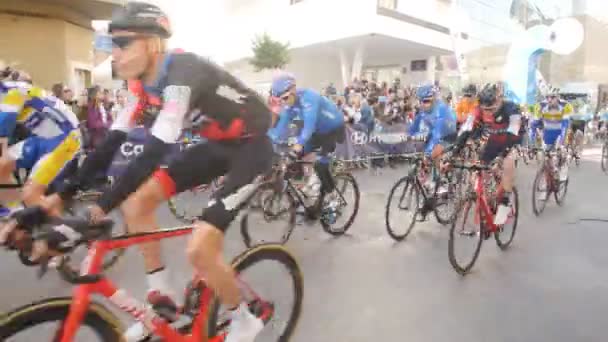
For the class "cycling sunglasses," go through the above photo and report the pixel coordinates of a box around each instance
[421,98,433,104]
[112,35,149,50]
[279,92,292,102]
[480,105,498,112]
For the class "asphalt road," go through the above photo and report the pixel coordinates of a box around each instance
[2,146,608,342]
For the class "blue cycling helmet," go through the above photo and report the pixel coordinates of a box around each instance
[271,73,296,97]
[416,85,436,100]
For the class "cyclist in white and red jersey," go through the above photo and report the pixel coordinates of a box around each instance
[1,2,272,342]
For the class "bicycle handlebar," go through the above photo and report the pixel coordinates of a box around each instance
[451,163,492,171]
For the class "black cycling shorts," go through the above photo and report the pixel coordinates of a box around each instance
[481,135,517,163]
[153,135,273,232]
[303,126,346,156]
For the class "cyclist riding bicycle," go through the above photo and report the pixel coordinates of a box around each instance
[407,84,457,199]
[267,72,345,202]
[530,88,571,178]
[455,83,521,225]
[1,2,273,342]
[567,101,592,159]
[0,70,80,217]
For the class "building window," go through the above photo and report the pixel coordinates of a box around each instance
[290,0,304,4]
[378,0,397,10]
[411,60,427,72]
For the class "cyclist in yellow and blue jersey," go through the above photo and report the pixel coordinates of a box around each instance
[530,89,573,149]
[0,71,80,216]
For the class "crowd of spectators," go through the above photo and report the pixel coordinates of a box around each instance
[322,77,440,130]
[49,82,127,149]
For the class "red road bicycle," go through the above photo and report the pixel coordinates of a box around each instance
[448,162,519,275]
[1,218,303,342]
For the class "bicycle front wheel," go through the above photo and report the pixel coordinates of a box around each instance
[385,176,419,241]
[532,168,549,216]
[448,196,483,275]
[494,187,519,250]
[602,143,608,173]
[1,297,123,341]
[207,244,303,341]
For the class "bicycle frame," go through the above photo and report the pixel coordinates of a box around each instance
[58,226,221,342]
[473,171,503,234]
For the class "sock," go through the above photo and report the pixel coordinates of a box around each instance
[146,267,174,297]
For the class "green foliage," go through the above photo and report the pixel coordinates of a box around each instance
[250,33,290,71]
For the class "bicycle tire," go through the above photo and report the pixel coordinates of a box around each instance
[448,196,483,275]
[532,168,549,216]
[494,187,519,250]
[433,174,458,226]
[602,143,608,173]
[320,172,360,236]
[554,178,568,205]
[240,182,297,248]
[385,176,419,241]
[0,297,123,341]
[207,244,303,341]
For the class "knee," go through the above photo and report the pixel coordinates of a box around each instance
[22,182,45,205]
[187,222,223,271]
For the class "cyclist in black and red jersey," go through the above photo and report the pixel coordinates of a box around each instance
[1,2,272,341]
[454,83,521,225]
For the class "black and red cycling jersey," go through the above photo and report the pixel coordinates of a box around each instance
[114,51,271,142]
[79,51,272,213]
[457,100,521,147]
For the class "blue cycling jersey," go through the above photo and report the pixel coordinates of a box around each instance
[268,88,344,145]
[408,100,457,154]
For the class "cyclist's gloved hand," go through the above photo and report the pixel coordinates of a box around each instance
[0,206,48,253]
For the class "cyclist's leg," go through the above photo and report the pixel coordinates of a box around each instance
[187,136,272,339]
[121,141,231,286]
[22,131,81,215]
[312,129,342,193]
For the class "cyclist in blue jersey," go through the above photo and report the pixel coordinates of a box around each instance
[268,72,345,200]
[408,84,458,159]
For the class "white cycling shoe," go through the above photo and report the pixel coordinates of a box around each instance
[225,303,264,342]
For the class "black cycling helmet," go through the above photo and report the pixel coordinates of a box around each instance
[462,84,477,96]
[108,1,172,38]
[478,83,500,107]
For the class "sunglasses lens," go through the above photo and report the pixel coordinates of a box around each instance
[112,36,134,49]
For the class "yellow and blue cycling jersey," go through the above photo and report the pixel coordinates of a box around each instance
[0,81,81,186]
[530,100,572,147]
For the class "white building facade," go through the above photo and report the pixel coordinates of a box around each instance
[222,0,457,92]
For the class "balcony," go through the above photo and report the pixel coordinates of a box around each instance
[377,0,452,35]
[0,0,125,28]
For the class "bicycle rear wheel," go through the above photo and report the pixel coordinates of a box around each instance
[532,168,549,216]
[207,244,303,341]
[433,173,459,226]
[240,182,297,248]
[385,176,420,241]
[320,172,360,236]
[1,297,123,341]
[448,196,483,275]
